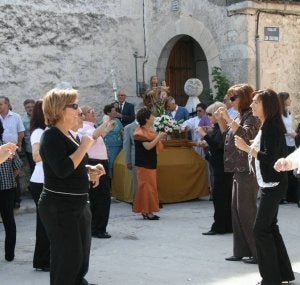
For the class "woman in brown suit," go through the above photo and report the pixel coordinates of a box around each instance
[216,84,260,264]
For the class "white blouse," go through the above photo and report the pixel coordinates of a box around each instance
[251,130,279,188]
[282,113,295,147]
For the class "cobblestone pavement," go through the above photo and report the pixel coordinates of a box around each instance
[0,196,300,285]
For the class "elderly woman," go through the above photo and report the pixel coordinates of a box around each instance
[29,100,49,271]
[38,89,104,285]
[217,83,260,264]
[235,89,294,285]
[132,108,166,220]
[196,101,232,235]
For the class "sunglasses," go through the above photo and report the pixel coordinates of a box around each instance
[206,112,212,116]
[65,103,79,110]
[229,95,239,102]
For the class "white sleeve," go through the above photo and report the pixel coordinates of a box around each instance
[30,129,44,146]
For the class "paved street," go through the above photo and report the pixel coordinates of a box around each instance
[0,196,300,285]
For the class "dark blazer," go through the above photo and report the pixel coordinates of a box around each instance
[203,123,224,175]
[169,106,190,121]
[257,118,288,183]
[120,101,135,127]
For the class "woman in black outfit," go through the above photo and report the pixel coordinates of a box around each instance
[39,88,104,285]
[235,89,294,285]
[197,101,232,235]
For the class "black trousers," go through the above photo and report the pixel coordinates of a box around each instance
[39,190,91,285]
[211,172,233,233]
[0,188,16,260]
[25,151,35,175]
[254,175,294,285]
[285,146,298,202]
[88,159,111,234]
[30,182,50,268]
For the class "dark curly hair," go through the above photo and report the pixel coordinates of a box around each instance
[136,107,151,126]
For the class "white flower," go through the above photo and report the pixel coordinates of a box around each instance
[153,115,183,134]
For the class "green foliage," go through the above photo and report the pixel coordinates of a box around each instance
[211,67,230,102]
[200,88,214,106]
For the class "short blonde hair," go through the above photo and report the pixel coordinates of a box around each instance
[42,88,78,126]
[206,101,226,115]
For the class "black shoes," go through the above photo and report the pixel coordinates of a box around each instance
[202,230,217,235]
[14,202,20,209]
[92,232,111,239]
[225,256,242,261]
[142,214,160,220]
[225,256,257,264]
[35,267,50,272]
[243,257,257,264]
[5,254,14,262]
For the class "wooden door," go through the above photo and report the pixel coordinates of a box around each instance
[165,39,194,107]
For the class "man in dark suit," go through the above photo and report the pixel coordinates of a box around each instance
[115,90,135,127]
[165,96,190,121]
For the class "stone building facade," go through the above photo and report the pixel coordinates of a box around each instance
[0,0,299,123]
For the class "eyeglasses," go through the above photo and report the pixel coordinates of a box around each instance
[229,95,239,102]
[65,103,79,110]
[206,112,212,116]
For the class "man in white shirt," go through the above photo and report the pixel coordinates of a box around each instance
[0,96,25,149]
[78,105,114,239]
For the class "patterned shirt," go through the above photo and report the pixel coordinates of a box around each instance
[0,140,23,190]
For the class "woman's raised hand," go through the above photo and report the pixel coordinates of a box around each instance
[157,132,167,141]
[274,158,293,172]
[218,107,231,123]
[0,143,18,163]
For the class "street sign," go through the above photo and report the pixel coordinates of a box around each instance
[264,27,279,41]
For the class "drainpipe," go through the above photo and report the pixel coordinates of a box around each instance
[133,0,147,97]
[255,11,261,90]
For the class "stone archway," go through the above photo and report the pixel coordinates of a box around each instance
[146,16,220,95]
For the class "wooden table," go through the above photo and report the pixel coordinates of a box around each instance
[112,146,208,203]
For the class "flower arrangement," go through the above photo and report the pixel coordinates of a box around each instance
[153,114,182,134]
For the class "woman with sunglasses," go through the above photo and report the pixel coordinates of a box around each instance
[39,89,104,285]
[235,89,294,285]
[217,83,260,264]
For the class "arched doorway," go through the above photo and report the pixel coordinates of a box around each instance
[165,35,209,107]
[161,35,209,106]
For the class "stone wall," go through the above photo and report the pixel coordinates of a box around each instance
[0,0,299,124]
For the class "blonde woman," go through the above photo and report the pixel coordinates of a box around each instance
[39,89,104,285]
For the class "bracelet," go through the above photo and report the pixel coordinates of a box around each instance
[248,147,255,157]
